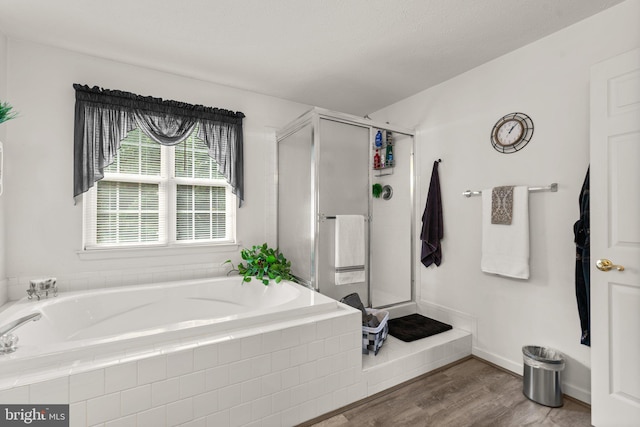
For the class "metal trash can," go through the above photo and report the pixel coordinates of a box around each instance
[522,345,565,407]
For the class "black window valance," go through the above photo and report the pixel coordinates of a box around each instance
[73,84,245,206]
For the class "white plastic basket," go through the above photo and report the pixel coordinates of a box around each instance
[362,308,389,355]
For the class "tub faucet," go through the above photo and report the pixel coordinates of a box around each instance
[0,312,42,354]
[27,278,57,300]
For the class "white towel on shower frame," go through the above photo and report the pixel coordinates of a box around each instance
[335,215,366,285]
[481,186,530,279]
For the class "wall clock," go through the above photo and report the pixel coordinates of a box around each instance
[490,112,534,154]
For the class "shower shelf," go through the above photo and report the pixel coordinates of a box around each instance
[375,169,394,177]
[372,129,395,173]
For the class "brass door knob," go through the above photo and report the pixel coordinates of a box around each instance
[596,259,625,272]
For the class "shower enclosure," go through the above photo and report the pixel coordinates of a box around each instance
[276,108,415,308]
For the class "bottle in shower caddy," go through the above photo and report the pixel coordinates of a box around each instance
[374,149,381,169]
[375,130,383,148]
[385,144,393,165]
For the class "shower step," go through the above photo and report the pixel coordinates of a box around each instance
[361,328,472,396]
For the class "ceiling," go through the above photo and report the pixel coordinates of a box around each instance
[0,0,625,116]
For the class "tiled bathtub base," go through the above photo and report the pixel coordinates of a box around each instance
[0,307,473,427]
[0,308,362,427]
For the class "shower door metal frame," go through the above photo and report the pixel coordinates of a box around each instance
[276,107,415,308]
[370,129,416,309]
[275,113,316,289]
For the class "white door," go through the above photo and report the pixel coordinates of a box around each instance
[590,48,640,426]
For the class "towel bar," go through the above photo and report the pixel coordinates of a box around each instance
[462,183,557,198]
[319,214,371,221]
[335,265,365,273]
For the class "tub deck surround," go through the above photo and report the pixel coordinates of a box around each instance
[0,307,363,426]
[0,276,473,425]
[0,277,340,388]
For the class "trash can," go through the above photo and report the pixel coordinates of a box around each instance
[522,345,565,407]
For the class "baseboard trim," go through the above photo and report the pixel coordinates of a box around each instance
[473,355,591,409]
[473,347,591,405]
[561,382,592,406]
[472,347,521,375]
[412,301,592,405]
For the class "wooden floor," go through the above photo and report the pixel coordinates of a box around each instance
[305,357,591,427]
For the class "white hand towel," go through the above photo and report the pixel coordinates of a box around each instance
[335,215,366,285]
[481,186,530,279]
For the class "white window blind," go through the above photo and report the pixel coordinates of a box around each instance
[84,128,235,249]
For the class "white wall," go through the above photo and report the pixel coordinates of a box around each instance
[0,29,8,306]
[371,0,640,403]
[3,38,309,298]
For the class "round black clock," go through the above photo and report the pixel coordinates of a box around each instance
[490,112,534,154]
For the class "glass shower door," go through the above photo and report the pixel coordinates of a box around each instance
[370,132,413,307]
[316,118,370,304]
[277,122,313,285]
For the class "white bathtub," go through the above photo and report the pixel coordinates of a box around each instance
[0,276,339,387]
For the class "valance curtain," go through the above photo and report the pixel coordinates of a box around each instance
[73,84,245,205]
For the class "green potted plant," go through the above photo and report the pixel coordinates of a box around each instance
[372,183,383,198]
[225,243,292,285]
[0,101,18,124]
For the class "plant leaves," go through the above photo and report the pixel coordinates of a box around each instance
[0,102,19,125]
[232,243,292,284]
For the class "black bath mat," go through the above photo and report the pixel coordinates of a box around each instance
[388,314,452,342]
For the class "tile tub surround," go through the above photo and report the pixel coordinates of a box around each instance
[0,307,362,427]
[0,319,472,427]
[0,311,473,426]
[0,274,474,426]
[0,277,342,388]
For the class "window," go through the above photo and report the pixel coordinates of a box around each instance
[84,128,235,249]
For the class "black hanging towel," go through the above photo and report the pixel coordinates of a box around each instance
[421,160,443,267]
[574,167,590,346]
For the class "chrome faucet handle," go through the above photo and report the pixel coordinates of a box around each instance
[0,333,18,354]
[0,312,42,355]
[27,278,58,300]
